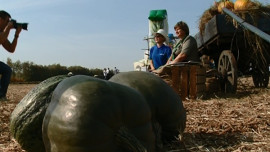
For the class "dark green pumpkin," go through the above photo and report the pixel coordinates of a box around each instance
[42,75,156,152]
[10,75,69,152]
[109,71,186,142]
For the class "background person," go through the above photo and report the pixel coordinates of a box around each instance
[114,67,119,74]
[103,68,107,79]
[167,21,200,64]
[0,10,22,101]
[149,29,171,71]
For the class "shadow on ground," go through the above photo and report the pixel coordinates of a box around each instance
[165,132,254,151]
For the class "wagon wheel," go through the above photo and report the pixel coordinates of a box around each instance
[218,50,238,93]
[252,65,269,88]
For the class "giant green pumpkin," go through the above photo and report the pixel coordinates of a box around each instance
[109,71,186,142]
[10,75,69,152]
[42,75,156,152]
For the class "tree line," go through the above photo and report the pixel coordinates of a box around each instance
[6,58,112,82]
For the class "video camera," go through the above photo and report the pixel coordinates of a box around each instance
[11,19,28,30]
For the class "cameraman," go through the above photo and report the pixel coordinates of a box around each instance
[0,10,22,101]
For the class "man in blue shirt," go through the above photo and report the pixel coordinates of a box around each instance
[149,29,171,71]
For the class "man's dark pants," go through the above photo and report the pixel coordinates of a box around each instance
[0,61,12,97]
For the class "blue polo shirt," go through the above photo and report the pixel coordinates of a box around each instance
[149,44,172,69]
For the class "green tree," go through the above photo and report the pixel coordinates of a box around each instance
[47,64,69,76]
[67,66,92,76]
[6,58,105,82]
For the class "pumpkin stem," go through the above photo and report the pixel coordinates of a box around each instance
[116,126,147,152]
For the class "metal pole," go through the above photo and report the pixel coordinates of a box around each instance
[223,8,270,44]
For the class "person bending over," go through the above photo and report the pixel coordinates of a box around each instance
[0,10,22,101]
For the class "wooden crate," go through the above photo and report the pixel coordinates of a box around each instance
[170,64,206,100]
[205,77,220,93]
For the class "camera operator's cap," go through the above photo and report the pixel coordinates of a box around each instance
[154,29,168,42]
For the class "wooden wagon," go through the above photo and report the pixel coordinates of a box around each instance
[195,8,270,93]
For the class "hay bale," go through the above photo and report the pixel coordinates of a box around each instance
[198,6,219,35]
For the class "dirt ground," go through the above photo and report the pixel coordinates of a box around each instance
[0,76,269,152]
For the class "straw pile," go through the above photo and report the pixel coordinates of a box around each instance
[198,4,219,35]
[198,0,270,34]
[235,4,270,70]
[166,76,270,151]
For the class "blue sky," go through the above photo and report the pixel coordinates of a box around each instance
[1,0,269,71]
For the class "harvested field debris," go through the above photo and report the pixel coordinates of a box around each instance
[1,77,270,151]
